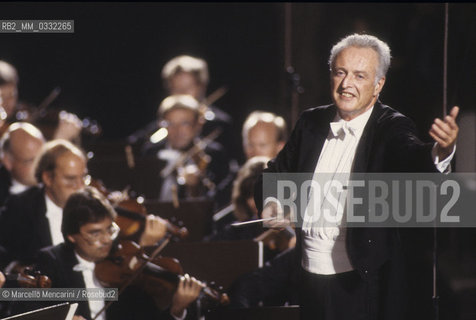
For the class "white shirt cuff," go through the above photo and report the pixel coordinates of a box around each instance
[432,143,456,173]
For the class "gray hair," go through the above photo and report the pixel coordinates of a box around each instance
[161,55,209,87]
[328,34,391,83]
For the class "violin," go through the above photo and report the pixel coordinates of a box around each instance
[4,266,51,288]
[87,178,189,241]
[1,87,101,140]
[94,240,229,313]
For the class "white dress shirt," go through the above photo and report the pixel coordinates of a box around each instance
[45,195,65,246]
[301,107,455,275]
[9,179,28,195]
[73,253,105,320]
[302,107,374,275]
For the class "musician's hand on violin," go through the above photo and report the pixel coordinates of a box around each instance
[139,215,168,246]
[53,111,82,141]
[262,200,291,229]
[170,274,204,318]
[0,271,5,288]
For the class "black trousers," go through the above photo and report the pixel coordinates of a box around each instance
[299,269,382,320]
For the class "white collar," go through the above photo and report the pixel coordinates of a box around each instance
[9,179,29,195]
[45,194,63,218]
[330,106,374,137]
[73,252,96,272]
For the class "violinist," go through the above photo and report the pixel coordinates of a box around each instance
[0,139,167,267]
[0,60,82,142]
[162,55,233,154]
[242,110,287,161]
[0,122,45,206]
[22,187,202,320]
[141,94,233,206]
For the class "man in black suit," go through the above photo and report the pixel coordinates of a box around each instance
[29,187,202,320]
[257,34,459,320]
[0,139,87,266]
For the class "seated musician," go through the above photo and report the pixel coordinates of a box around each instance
[242,110,287,161]
[21,187,202,320]
[209,111,288,232]
[206,156,269,241]
[0,60,82,142]
[162,55,233,155]
[0,139,166,267]
[141,94,233,206]
[0,122,45,206]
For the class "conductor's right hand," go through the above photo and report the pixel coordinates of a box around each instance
[262,200,292,229]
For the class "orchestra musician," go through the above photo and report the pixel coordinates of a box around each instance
[206,156,270,242]
[0,139,167,267]
[0,60,82,143]
[0,122,45,206]
[141,94,233,207]
[127,55,236,163]
[161,55,233,154]
[242,111,287,160]
[19,187,202,320]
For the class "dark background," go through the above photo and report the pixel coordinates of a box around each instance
[1,3,476,318]
[0,3,475,142]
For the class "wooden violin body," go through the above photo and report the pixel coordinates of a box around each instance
[95,240,229,311]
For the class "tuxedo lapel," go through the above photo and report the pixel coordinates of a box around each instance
[352,102,385,173]
[36,193,53,248]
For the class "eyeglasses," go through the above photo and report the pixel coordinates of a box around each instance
[79,222,120,245]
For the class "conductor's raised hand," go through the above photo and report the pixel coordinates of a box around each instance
[429,106,459,161]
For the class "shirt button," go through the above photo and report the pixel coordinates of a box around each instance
[364,270,368,274]
[368,239,372,243]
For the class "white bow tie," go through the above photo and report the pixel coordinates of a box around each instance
[73,262,95,272]
[330,120,356,137]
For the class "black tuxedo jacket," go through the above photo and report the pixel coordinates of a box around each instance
[0,186,53,265]
[257,102,437,276]
[0,166,12,207]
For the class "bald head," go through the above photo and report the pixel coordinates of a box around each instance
[1,122,45,186]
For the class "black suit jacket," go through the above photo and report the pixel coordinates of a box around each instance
[0,186,52,265]
[0,165,12,207]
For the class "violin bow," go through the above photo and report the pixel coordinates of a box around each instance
[92,236,172,320]
[201,86,228,110]
[36,87,61,115]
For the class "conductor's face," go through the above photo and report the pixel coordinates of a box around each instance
[331,46,385,121]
